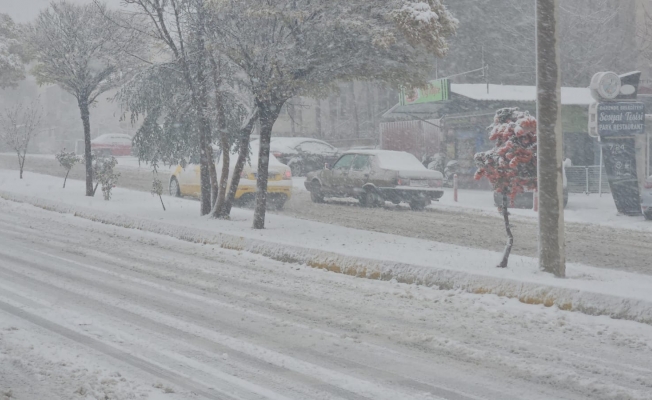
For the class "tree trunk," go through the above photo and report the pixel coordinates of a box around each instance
[159,194,166,211]
[253,99,283,229]
[536,0,566,277]
[315,100,322,139]
[349,82,359,138]
[199,138,212,215]
[213,92,231,219]
[191,13,213,216]
[18,152,24,179]
[78,98,94,196]
[223,111,258,216]
[289,103,295,136]
[206,143,219,207]
[63,169,70,188]
[365,83,374,137]
[328,94,338,138]
[498,192,514,268]
[224,135,250,216]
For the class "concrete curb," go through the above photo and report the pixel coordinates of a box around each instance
[2,189,651,326]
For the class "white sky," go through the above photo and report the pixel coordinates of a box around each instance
[0,0,123,23]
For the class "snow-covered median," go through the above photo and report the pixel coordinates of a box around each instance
[1,169,652,326]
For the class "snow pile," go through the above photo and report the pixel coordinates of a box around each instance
[2,169,652,326]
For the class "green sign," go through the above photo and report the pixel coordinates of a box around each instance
[400,79,450,105]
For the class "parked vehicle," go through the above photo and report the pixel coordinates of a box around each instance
[169,147,292,210]
[251,137,339,177]
[642,175,652,220]
[492,163,569,209]
[305,150,444,211]
[90,133,133,156]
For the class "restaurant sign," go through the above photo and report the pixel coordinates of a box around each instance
[596,102,645,137]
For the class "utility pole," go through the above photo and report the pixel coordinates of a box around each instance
[536,0,566,277]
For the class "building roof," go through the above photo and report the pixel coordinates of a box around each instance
[450,84,594,105]
[383,84,595,121]
[452,84,594,105]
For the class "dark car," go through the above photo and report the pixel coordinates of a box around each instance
[252,137,340,176]
[305,150,444,210]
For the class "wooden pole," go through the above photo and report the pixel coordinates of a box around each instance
[536,0,566,277]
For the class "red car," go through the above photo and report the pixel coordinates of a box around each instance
[90,133,133,156]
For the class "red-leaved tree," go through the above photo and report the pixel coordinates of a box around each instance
[474,108,537,268]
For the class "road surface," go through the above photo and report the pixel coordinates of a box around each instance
[2,154,652,274]
[1,198,652,399]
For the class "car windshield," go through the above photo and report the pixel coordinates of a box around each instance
[375,152,426,171]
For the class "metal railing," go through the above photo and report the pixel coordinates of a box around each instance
[565,166,610,194]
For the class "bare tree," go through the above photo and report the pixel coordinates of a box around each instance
[0,98,43,179]
[26,1,143,196]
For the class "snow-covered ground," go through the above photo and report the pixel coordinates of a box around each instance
[1,153,173,172]
[1,169,652,321]
[2,197,652,399]
[10,153,649,232]
[433,188,652,232]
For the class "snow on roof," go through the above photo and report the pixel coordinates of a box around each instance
[451,84,594,106]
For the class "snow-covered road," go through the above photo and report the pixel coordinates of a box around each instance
[1,200,652,399]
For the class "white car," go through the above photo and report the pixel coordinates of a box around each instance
[169,147,293,210]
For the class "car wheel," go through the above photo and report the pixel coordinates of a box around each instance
[169,177,181,197]
[360,189,382,208]
[409,199,427,211]
[310,181,324,203]
[290,162,303,177]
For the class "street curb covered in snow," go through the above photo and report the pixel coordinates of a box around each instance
[2,189,652,326]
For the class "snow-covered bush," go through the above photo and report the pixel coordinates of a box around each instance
[55,149,80,188]
[474,108,537,268]
[83,154,120,200]
[151,176,166,211]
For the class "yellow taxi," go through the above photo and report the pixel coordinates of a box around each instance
[169,147,293,210]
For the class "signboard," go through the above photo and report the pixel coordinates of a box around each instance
[400,79,450,106]
[600,137,642,215]
[596,102,645,137]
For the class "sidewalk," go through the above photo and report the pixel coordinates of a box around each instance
[2,169,652,325]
